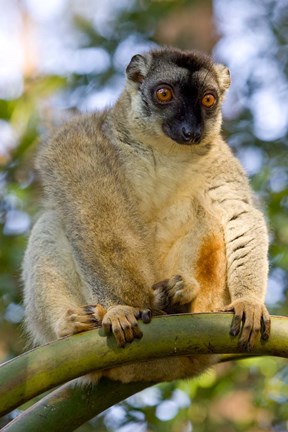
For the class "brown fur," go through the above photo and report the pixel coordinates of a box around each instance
[22,47,270,383]
[193,232,229,312]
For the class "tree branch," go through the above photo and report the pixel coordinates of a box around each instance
[2,380,151,432]
[2,354,259,432]
[1,313,287,429]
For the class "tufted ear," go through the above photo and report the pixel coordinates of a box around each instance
[214,63,231,93]
[126,54,149,84]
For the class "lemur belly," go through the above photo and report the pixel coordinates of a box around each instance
[130,151,229,311]
[152,197,229,312]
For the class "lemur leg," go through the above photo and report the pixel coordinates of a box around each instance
[23,211,109,343]
[23,211,153,346]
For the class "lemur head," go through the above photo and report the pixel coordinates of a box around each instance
[125,47,230,147]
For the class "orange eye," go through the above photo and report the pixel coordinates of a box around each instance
[201,94,216,108]
[156,87,173,103]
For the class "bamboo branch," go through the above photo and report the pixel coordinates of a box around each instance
[2,380,150,432]
[0,313,287,423]
[2,354,257,432]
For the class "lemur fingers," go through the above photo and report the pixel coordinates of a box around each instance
[224,297,271,351]
[152,275,198,311]
[102,305,152,348]
[56,304,107,338]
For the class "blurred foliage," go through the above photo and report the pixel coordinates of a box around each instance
[0,0,287,430]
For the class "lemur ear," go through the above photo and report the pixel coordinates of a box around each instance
[126,54,149,84]
[214,64,231,93]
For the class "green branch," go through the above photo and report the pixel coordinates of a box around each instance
[2,379,151,432]
[2,355,259,432]
[1,313,288,430]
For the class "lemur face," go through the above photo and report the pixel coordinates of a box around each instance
[126,48,230,146]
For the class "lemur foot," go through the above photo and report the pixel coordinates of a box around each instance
[152,275,198,311]
[102,305,152,348]
[223,296,271,351]
[56,304,107,338]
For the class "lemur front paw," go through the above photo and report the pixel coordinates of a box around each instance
[152,275,197,311]
[102,305,152,348]
[56,304,107,338]
[224,297,271,351]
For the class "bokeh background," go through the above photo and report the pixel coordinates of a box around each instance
[0,0,288,430]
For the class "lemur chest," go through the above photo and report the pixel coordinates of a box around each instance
[131,156,206,241]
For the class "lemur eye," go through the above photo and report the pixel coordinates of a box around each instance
[201,94,216,108]
[155,87,173,103]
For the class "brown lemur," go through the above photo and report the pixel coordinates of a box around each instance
[23,47,271,383]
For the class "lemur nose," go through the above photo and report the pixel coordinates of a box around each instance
[181,125,202,143]
[181,126,193,141]
[193,129,202,144]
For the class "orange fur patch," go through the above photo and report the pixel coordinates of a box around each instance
[192,232,229,312]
